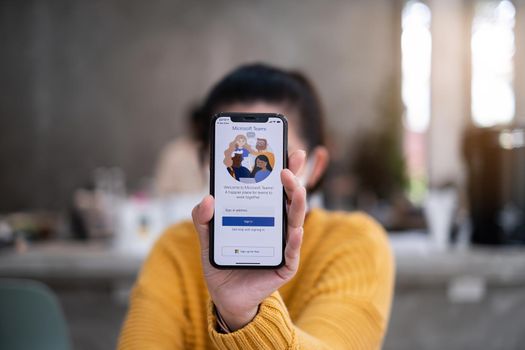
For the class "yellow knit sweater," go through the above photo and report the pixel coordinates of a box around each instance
[118,209,395,349]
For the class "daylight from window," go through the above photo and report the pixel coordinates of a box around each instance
[402,0,431,203]
[402,0,432,133]
[471,0,516,127]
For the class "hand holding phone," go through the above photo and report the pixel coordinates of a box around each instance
[191,149,307,331]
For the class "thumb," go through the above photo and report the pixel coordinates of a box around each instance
[191,195,215,251]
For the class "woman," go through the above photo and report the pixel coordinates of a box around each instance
[119,63,394,349]
[223,134,255,168]
[251,154,273,182]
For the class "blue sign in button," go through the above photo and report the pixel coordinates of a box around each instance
[222,216,275,227]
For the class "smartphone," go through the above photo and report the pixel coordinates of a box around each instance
[210,112,288,269]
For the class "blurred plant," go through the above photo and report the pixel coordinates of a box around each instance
[352,76,408,200]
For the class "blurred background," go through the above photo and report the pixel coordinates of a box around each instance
[1,0,525,349]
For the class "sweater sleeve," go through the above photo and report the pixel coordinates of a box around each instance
[207,213,395,350]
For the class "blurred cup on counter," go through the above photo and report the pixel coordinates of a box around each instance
[424,187,458,251]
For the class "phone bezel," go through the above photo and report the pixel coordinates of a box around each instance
[209,112,288,269]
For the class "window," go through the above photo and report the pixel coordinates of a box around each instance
[402,0,431,203]
[471,0,516,127]
[402,0,432,133]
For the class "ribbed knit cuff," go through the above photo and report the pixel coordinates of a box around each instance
[208,291,295,349]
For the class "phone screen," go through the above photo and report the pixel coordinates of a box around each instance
[210,113,287,268]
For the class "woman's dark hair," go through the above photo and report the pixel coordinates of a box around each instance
[190,63,326,162]
[250,154,272,177]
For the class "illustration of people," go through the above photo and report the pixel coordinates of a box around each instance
[251,138,275,168]
[224,134,255,169]
[226,153,251,181]
[250,154,273,182]
[233,134,251,157]
[224,134,274,183]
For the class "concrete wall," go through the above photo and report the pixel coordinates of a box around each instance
[0,0,402,211]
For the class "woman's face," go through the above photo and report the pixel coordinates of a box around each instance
[256,158,267,169]
[223,101,307,155]
[237,137,246,147]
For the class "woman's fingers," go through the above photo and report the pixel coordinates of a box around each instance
[288,150,306,175]
[281,169,299,201]
[279,184,306,279]
[191,195,215,251]
[282,149,306,202]
[281,226,303,277]
[281,152,307,276]
[288,185,307,229]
